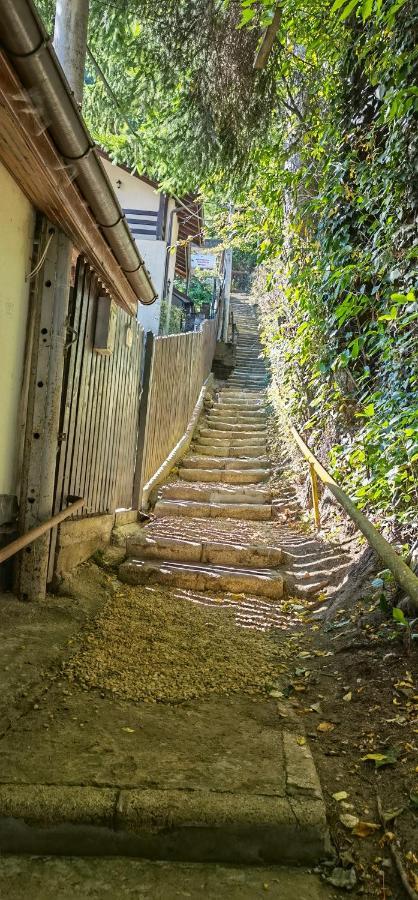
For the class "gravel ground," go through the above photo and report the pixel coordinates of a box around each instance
[66,583,283,703]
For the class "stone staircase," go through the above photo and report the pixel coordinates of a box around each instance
[119,296,350,604]
[119,300,290,600]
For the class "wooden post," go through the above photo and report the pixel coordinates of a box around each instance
[132,331,155,510]
[310,462,321,530]
[16,220,72,601]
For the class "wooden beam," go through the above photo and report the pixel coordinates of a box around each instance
[253,5,281,71]
[0,51,137,316]
[132,331,155,509]
[16,218,73,601]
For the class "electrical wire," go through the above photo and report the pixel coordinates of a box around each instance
[25,230,55,281]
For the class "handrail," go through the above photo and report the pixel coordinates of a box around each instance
[0,498,84,565]
[288,421,418,609]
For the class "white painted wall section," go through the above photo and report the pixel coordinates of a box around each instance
[0,161,34,498]
[101,157,164,333]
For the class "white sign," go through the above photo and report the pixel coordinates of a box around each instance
[191,251,217,271]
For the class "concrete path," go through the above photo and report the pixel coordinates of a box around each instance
[0,856,335,899]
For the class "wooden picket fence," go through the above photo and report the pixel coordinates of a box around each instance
[135,318,218,499]
[53,258,144,518]
[54,258,217,520]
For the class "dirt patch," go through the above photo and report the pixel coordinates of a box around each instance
[270,595,418,899]
[65,582,284,703]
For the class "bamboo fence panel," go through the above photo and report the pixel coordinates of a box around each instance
[140,318,217,487]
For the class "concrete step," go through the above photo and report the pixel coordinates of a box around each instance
[213,402,266,412]
[120,557,282,599]
[179,467,270,484]
[207,413,267,424]
[160,484,271,505]
[203,421,266,432]
[200,428,266,440]
[197,435,266,448]
[0,857,334,897]
[128,534,284,568]
[193,444,266,458]
[228,381,266,386]
[154,500,272,520]
[181,455,270,470]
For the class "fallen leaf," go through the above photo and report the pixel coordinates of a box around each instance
[343,691,352,702]
[352,821,381,837]
[340,813,359,830]
[361,750,398,768]
[122,727,135,733]
[333,791,349,801]
[296,736,307,746]
[318,721,336,733]
[310,702,321,713]
[381,806,405,824]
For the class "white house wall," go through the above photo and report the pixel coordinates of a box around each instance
[0,161,34,515]
[102,158,164,334]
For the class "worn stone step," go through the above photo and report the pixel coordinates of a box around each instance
[179,467,270,484]
[160,484,271,505]
[207,412,267,424]
[200,428,266,441]
[181,455,270,470]
[213,402,266,412]
[197,435,266,448]
[120,558,282,599]
[193,444,266,459]
[228,376,267,383]
[154,500,272,521]
[204,420,266,432]
[128,534,284,567]
[233,370,264,376]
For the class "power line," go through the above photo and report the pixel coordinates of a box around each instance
[86,45,141,138]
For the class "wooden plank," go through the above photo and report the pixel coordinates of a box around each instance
[17,222,72,601]
[59,259,91,512]
[133,330,155,505]
[69,269,97,514]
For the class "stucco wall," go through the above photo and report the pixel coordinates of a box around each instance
[102,157,164,334]
[0,162,34,509]
[135,239,165,334]
[102,157,160,215]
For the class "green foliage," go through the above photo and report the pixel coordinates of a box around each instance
[250,0,418,531]
[34,0,417,532]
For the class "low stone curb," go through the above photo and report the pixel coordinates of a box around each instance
[0,735,331,864]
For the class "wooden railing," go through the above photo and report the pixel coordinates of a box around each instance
[284,410,418,609]
[134,317,218,504]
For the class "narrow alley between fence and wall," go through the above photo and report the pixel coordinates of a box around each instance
[0,296,348,897]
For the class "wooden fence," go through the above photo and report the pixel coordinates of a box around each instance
[53,257,143,518]
[136,318,218,497]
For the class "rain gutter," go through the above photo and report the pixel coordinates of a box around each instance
[0,0,157,306]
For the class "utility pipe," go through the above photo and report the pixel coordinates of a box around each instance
[0,498,84,565]
[290,423,418,610]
